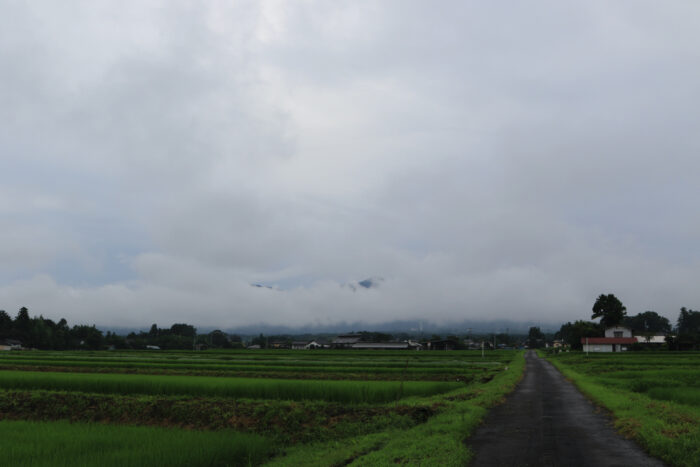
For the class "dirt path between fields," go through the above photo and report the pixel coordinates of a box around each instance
[468,351,665,467]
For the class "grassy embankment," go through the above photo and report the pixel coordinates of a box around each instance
[544,351,700,467]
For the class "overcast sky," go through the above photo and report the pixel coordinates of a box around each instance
[1,1,699,329]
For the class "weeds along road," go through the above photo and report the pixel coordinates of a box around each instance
[468,350,665,467]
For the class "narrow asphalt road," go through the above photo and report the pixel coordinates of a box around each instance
[468,351,664,467]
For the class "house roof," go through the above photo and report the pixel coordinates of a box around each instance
[351,342,410,349]
[332,337,361,344]
[581,337,638,344]
[0,339,21,345]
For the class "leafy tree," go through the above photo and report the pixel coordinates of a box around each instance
[157,333,193,350]
[209,330,230,348]
[28,316,51,350]
[623,311,671,334]
[495,333,519,348]
[527,327,545,349]
[251,333,267,348]
[677,307,700,334]
[70,325,104,350]
[0,310,12,337]
[559,320,602,350]
[591,294,627,327]
[228,334,244,349]
[104,331,127,349]
[53,318,70,350]
[170,323,196,338]
[13,307,31,340]
[673,307,700,350]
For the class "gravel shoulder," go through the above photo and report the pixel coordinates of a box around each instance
[468,350,665,467]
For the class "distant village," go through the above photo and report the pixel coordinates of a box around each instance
[1,297,699,352]
[249,334,479,351]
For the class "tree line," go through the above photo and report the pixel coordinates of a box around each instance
[556,294,700,350]
[0,307,105,350]
[0,307,241,350]
[5,297,698,351]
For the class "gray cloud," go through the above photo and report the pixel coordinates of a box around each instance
[1,1,699,328]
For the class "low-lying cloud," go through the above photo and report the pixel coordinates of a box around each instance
[1,1,698,329]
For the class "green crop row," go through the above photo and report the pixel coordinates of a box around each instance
[0,370,462,403]
[0,359,496,378]
[0,351,515,367]
[545,351,700,368]
[0,350,525,466]
[0,353,505,368]
[0,389,434,445]
[0,419,272,467]
[1,349,517,363]
[266,351,527,466]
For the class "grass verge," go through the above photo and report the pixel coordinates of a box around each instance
[545,354,700,467]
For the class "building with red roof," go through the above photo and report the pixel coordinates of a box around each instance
[581,326,637,352]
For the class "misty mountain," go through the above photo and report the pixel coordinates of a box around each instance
[223,318,559,336]
[346,277,384,292]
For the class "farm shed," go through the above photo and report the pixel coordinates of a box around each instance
[331,335,361,349]
[291,341,323,350]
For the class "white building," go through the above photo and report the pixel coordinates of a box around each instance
[604,326,632,338]
[632,334,668,345]
[291,340,323,350]
[581,326,637,352]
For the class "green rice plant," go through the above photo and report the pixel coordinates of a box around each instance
[0,419,272,466]
[0,389,437,445]
[647,387,700,407]
[0,358,495,376]
[0,353,512,370]
[266,351,526,466]
[0,370,462,403]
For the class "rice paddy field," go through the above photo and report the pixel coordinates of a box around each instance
[545,351,700,467]
[0,349,524,466]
